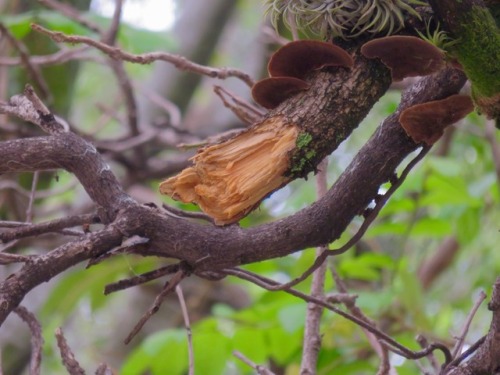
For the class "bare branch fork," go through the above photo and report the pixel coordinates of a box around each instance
[0,63,467,328]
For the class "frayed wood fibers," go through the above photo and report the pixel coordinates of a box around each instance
[160,116,298,225]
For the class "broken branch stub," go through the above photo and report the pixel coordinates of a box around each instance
[159,116,298,225]
[399,94,474,145]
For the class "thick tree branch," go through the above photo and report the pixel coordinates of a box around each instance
[0,67,467,326]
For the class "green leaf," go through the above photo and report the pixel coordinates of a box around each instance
[426,157,463,177]
[456,207,482,245]
[278,304,306,333]
[420,174,481,207]
[338,253,394,281]
[193,331,231,375]
[394,265,430,329]
[410,217,452,237]
[40,257,157,320]
[0,13,33,38]
[121,329,188,375]
[233,328,268,370]
[266,326,302,365]
[366,221,408,237]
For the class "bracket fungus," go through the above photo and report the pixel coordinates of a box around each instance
[252,40,353,109]
[267,40,354,79]
[251,77,310,109]
[399,94,474,145]
[361,36,445,81]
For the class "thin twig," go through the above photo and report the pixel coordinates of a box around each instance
[55,327,86,375]
[0,213,98,243]
[100,0,140,138]
[445,335,486,369]
[176,285,194,375]
[0,23,51,99]
[416,335,440,373]
[233,351,275,375]
[137,85,182,128]
[327,145,431,256]
[300,158,328,374]
[162,204,215,224]
[224,267,452,362]
[14,306,43,375]
[451,290,487,358]
[26,171,39,223]
[125,270,187,344]
[87,235,150,268]
[330,264,393,374]
[102,0,123,44]
[213,85,264,125]
[31,23,255,87]
[0,46,93,66]
[104,263,181,295]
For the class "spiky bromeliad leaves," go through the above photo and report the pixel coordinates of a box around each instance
[266,0,427,39]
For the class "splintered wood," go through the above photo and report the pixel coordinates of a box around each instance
[160,116,298,225]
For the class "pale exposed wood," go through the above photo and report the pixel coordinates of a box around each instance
[159,116,298,225]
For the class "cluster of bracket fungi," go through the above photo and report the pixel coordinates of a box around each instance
[160,35,475,225]
[252,36,474,145]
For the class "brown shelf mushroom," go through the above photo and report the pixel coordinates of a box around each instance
[251,40,352,109]
[361,36,445,81]
[268,40,354,79]
[251,77,310,109]
[399,94,474,145]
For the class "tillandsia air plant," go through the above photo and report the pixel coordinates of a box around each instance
[266,0,428,39]
[416,19,459,52]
